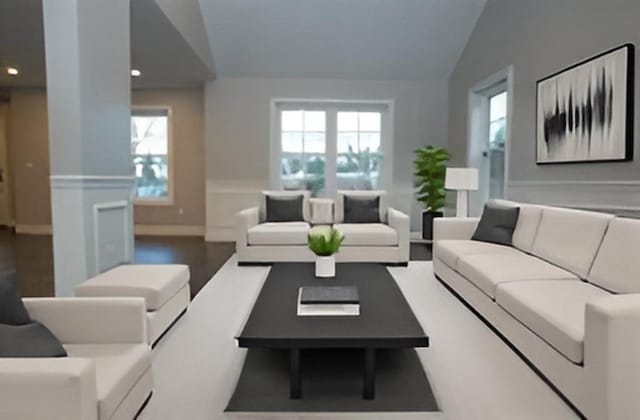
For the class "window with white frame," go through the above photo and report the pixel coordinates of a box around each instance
[276,102,389,197]
[131,108,171,203]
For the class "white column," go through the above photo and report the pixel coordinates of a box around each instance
[43,0,134,296]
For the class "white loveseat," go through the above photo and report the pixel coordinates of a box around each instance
[235,190,409,264]
[0,297,153,420]
[433,201,640,420]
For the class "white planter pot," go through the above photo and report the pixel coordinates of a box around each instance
[315,255,335,278]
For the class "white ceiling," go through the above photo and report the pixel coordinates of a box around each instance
[198,0,487,81]
[0,0,487,87]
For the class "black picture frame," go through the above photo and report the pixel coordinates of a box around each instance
[535,43,634,164]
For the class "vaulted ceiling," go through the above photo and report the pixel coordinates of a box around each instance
[198,0,487,81]
[0,0,487,87]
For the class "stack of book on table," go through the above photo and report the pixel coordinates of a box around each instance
[297,285,360,316]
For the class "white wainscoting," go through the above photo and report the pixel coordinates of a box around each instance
[93,200,131,273]
[507,180,640,217]
[206,184,263,241]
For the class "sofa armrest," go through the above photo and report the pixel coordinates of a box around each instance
[388,208,410,262]
[433,217,480,241]
[235,206,260,249]
[0,358,97,420]
[584,294,640,419]
[23,297,147,345]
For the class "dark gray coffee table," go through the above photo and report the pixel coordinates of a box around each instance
[236,263,429,399]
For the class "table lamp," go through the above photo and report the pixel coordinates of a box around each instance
[445,168,479,217]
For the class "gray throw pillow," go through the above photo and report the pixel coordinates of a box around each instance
[0,322,67,358]
[344,195,380,223]
[0,271,31,325]
[472,203,520,246]
[265,194,304,222]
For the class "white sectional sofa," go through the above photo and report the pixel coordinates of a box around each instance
[235,190,410,264]
[433,201,640,420]
[0,297,152,420]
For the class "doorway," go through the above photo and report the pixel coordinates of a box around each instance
[0,103,13,227]
[467,67,513,216]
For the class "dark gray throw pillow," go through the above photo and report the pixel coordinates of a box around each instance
[0,271,31,325]
[265,194,304,222]
[0,322,67,358]
[343,195,381,223]
[472,203,520,246]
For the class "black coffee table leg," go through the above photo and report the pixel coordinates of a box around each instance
[290,348,301,399]
[363,347,376,399]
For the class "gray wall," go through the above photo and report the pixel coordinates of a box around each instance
[448,0,640,211]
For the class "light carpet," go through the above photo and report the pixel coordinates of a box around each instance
[138,257,578,420]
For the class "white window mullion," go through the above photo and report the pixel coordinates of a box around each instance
[324,108,338,198]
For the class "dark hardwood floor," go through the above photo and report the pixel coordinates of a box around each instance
[0,230,430,298]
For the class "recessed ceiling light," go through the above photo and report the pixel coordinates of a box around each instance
[7,67,18,76]
[131,69,141,77]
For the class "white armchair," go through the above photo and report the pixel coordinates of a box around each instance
[0,297,152,420]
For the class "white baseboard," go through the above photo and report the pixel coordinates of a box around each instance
[15,224,205,237]
[134,224,205,236]
[15,224,53,235]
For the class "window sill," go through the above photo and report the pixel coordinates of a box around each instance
[134,199,174,207]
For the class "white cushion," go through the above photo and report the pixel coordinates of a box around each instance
[247,222,310,246]
[335,190,387,223]
[75,265,190,311]
[495,280,610,364]
[490,199,544,253]
[64,343,150,420]
[458,253,578,299]
[334,223,398,246]
[261,190,311,222]
[531,207,613,278]
[435,239,521,270]
[589,218,640,293]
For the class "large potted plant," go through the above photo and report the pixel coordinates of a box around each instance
[414,146,450,240]
[308,226,344,278]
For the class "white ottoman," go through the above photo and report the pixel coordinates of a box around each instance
[75,264,190,347]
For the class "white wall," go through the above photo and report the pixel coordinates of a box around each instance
[204,77,448,239]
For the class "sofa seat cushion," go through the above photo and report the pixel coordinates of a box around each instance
[75,265,189,311]
[247,222,310,246]
[495,280,611,364]
[334,223,398,246]
[64,343,150,420]
[458,253,578,299]
[435,240,521,270]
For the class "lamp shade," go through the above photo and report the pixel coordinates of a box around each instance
[445,167,479,191]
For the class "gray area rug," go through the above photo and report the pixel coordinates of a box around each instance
[226,347,439,413]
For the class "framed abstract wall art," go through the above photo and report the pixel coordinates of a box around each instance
[536,43,634,164]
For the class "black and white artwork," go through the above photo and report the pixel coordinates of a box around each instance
[536,44,634,164]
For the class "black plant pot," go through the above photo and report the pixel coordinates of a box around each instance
[422,211,443,240]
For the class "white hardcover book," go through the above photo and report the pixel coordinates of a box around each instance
[296,289,360,316]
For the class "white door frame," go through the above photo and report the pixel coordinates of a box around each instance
[467,66,514,216]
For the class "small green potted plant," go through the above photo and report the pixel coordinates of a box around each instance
[308,226,345,278]
[414,146,450,240]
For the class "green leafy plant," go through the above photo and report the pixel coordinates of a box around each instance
[414,146,450,213]
[308,226,344,256]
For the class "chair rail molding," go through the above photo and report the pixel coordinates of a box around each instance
[507,180,640,216]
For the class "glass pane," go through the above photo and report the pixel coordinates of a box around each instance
[303,132,325,153]
[490,92,507,122]
[359,132,381,152]
[304,111,325,131]
[337,132,358,154]
[282,132,303,153]
[359,112,381,131]
[282,110,303,131]
[337,112,358,131]
[131,115,169,199]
